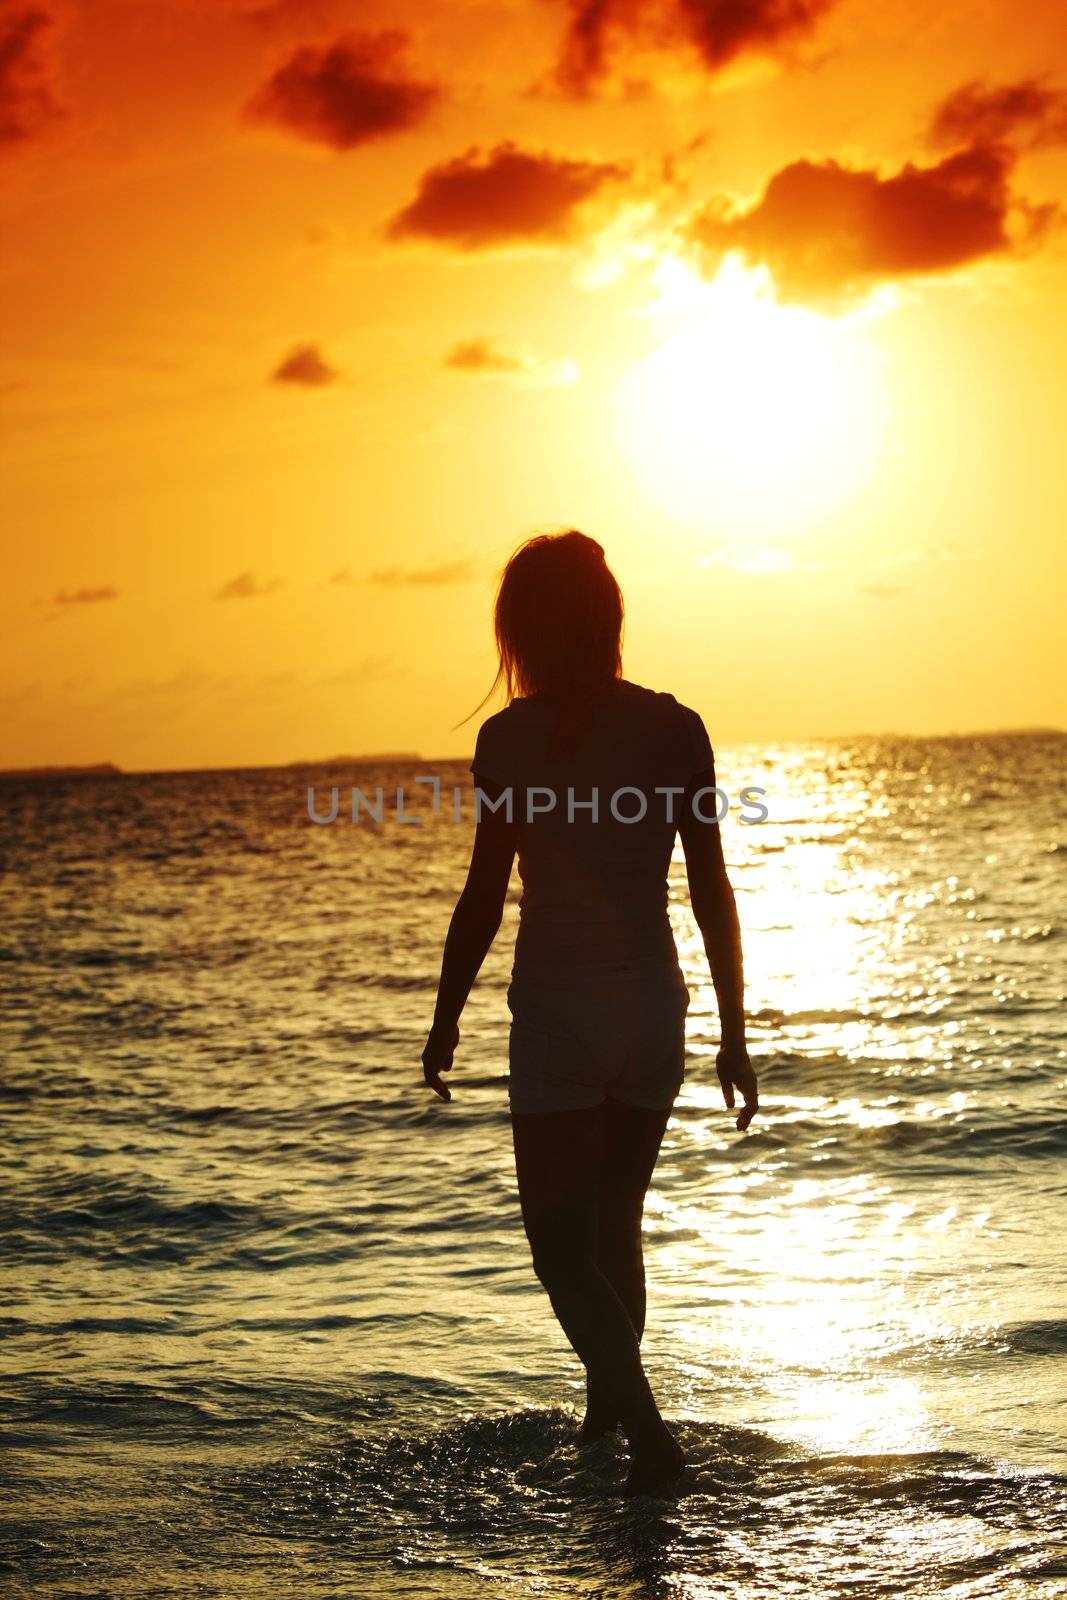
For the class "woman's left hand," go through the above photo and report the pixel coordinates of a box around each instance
[716,1042,759,1132]
[422,1021,459,1102]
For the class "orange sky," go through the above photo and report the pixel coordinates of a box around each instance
[2,0,1066,770]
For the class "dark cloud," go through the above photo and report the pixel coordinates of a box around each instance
[239,0,338,31]
[929,77,1067,152]
[271,343,339,385]
[445,338,526,375]
[367,560,473,587]
[53,585,118,605]
[214,572,284,600]
[244,30,439,150]
[176,0,338,24]
[551,0,834,98]
[387,141,630,250]
[686,141,1053,306]
[444,336,580,386]
[0,1,65,146]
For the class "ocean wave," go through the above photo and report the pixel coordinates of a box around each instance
[1001,1318,1067,1356]
[196,1406,1067,1597]
[63,946,161,970]
[731,1108,1067,1164]
[885,1319,1067,1368]
[0,1176,294,1260]
[164,1095,373,1130]
[347,971,439,992]
[0,1374,333,1441]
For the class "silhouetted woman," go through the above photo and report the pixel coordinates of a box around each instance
[422,530,757,1496]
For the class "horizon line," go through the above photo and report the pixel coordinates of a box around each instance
[1,724,1064,779]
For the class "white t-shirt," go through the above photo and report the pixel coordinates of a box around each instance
[470,678,713,975]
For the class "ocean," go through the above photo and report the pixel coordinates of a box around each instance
[2,733,1065,1598]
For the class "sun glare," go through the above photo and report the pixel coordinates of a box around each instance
[614,257,888,542]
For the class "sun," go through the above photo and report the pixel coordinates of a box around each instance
[613,256,888,543]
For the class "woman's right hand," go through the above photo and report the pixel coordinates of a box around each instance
[422,1021,459,1102]
[716,1043,758,1131]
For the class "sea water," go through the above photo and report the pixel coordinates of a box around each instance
[2,734,1065,1597]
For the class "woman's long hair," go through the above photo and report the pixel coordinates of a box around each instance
[464,528,624,753]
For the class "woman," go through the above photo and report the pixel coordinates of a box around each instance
[421,529,757,1497]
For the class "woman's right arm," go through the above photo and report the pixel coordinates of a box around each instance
[678,765,759,1131]
[421,774,516,1102]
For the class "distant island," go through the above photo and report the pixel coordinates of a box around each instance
[287,753,422,766]
[0,762,122,777]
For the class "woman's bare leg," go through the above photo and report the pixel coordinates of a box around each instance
[511,1103,685,1492]
[581,1097,673,1441]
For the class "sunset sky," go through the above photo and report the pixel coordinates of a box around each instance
[2,0,1066,770]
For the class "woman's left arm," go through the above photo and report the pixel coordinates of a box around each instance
[422,776,516,1102]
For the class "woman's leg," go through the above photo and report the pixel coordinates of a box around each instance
[511,1104,685,1491]
[581,1097,673,1440]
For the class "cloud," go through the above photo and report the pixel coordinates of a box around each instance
[315,654,398,687]
[446,338,525,376]
[239,0,339,31]
[700,545,795,576]
[52,585,118,605]
[871,542,969,573]
[386,141,630,251]
[109,666,313,701]
[175,0,339,24]
[367,560,474,587]
[929,77,1067,152]
[0,1,65,147]
[270,343,339,385]
[0,678,41,701]
[328,561,473,586]
[549,0,834,98]
[859,581,908,598]
[214,571,284,600]
[108,669,222,700]
[244,29,439,150]
[444,337,580,386]
[686,141,1054,307]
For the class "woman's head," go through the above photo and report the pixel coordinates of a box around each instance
[492,529,624,703]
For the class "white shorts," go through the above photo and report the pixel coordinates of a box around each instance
[506,962,690,1116]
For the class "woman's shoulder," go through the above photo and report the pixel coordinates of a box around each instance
[477,696,542,737]
[619,678,704,722]
[619,680,713,767]
[471,697,544,779]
